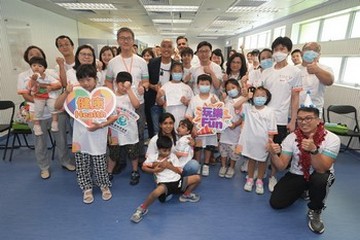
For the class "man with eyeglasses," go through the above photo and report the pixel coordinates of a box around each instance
[268,105,340,234]
[55,35,75,87]
[145,39,175,138]
[106,27,149,184]
[298,42,334,118]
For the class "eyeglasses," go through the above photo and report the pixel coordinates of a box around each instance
[296,116,317,123]
[118,36,133,42]
[58,44,71,49]
[79,52,93,57]
[198,49,210,54]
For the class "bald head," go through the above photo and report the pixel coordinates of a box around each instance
[302,42,321,53]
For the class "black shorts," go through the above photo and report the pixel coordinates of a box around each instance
[194,145,216,152]
[108,143,140,162]
[158,177,188,202]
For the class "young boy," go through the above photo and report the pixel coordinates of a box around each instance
[107,71,141,185]
[28,57,62,136]
[185,74,219,176]
[130,135,201,223]
[180,47,194,88]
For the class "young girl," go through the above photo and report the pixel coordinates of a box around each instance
[55,64,117,204]
[175,119,195,176]
[156,62,194,130]
[235,86,277,194]
[185,74,219,176]
[218,79,244,178]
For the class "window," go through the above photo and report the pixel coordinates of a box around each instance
[321,14,349,41]
[343,57,360,85]
[351,11,360,38]
[273,26,285,40]
[319,57,342,83]
[257,30,270,48]
[237,37,244,50]
[250,34,258,49]
[299,21,320,43]
[245,35,251,49]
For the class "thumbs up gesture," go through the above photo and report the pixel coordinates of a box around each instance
[301,133,317,152]
[267,138,281,155]
[306,62,319,74]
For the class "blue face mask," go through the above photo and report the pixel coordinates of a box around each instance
[253,96,267,106]
[199,85,211,93]
[227,89,239,98]
[171,72,183,82]
[260,58,273,69]
[302,50,319,63]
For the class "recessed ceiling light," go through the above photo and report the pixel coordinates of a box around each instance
[89,18,132,23]
[227,7,279,13]
[56,3,117,10]
[144,5,198,12]
[152,19,192,24]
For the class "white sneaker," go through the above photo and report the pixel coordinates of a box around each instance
[225,167,235,178]
[244,178,254,192]
[255,179,264,195]
[268,176,277,192]
[240,159,248,172]
[202,165,209,176]
[51,121,59,132]
[218,166,227,177]
[33,124,43,136]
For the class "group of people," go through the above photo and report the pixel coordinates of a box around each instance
[16,27,341,233]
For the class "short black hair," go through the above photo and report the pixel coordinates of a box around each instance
[226,52,247,78]
[179,118,193,132]
[251,49,260,56]
[180,47,194,57]
[156,135,173,150]
[196,41,212,52]
[176,36,188,43]
[258,48,273,62]
[291,49,301,55]
[116,71,132,84]
[29,56,47,69]
[55,35,74,48]
[171,61,183,71]
[197,74,212,84]
[297,107,320,117]
[252,86,272,105]
[76,64,97,80]
[73,45,96,70]
[271,36,293,52]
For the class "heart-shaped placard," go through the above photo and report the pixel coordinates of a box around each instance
[64,86,116,128]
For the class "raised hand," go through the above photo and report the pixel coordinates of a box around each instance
[268,138,281,155]
[301,133,317,152]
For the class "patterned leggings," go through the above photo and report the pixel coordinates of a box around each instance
[74,152,111,191]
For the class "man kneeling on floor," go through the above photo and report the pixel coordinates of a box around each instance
[130,135,201,223]
[268,106,340,234]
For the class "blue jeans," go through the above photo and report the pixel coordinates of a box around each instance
[182,159,200,176]
[150,105,163,135]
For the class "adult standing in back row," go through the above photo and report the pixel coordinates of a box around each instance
[105,27,149,173]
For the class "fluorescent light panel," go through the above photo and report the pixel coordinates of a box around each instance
[153,19,192,24]
[56,3,117,10]
[160,32,186,35]
[90,18,132,23]
[144,5,198,12]
[227,7,279,13]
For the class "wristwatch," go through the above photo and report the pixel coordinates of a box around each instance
[310,147,319,155]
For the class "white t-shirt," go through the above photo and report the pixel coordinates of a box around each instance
[106,54,149,104]
[190,62,223,94]
[238,104,277,162]
[159,62,171,87]
[219,96,243,145]
[248,69,263,88]
[175,134,193,167]
[54,62,75,73]
[261,64,302,125]
[298,63,333,116]
[191,55,200,68]
[109,95,139,146]
[72,119,108,155]
[162,81,194,129]
[281,130,340,175]
[144,153,181,183]
[186,93,220,146]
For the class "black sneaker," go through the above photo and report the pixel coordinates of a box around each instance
[301,190,310,201]
[130,171,140,185]
[308,209,325,234]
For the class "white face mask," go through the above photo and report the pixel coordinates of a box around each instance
[273,51,288,63]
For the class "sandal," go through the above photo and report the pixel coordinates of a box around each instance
[101,187,112,201]
[83,189,94,204]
